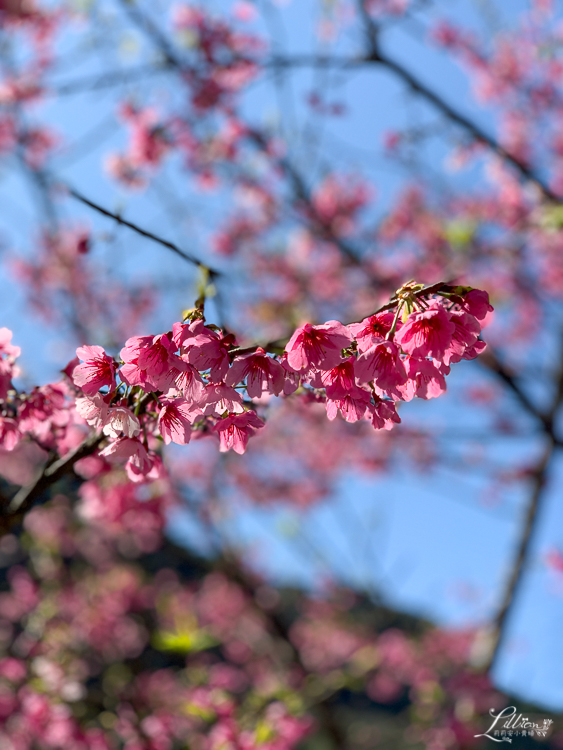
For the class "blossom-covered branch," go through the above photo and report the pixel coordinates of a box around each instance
[0,283,492,493]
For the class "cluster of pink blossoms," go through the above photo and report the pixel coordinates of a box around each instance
[62,284,493,481]
[0,284,492,480]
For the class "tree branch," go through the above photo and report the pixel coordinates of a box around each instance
[57,181,220,277]
[53,63,173,96]
[484,440,554,673]
[479,348,561,443]
[353,0,558,202]
[0,433,104,534]
[483,328,563,672]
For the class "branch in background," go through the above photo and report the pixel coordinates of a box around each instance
[482,327,563,672]
[479,348,561,442]
[353,0,559,202]
[483,440,553,673]
[117,0,185,69]
[53,63,173,96]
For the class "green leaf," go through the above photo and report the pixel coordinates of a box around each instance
[153,625,218,654]
[539,204,563,230]
[443,219,476,249]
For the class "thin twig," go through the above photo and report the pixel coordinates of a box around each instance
[57,181,220,277]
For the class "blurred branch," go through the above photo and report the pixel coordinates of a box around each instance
[484,329,563,672]
[484,440,554,673]
[479,347,562,443]
[0,433,103,534]
[247,128,367,266]
[117,0,184,69]
[53,63,173,96]
[230,281,459,356]
[353,0,559,202]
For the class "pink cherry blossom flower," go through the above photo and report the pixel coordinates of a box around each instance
[126,451,164,483]
[397,358,447,401]
[284,321,351,373]
[463,289,494,321]
[214,411,265,454]
[459,338,487,360]
[320,356,357,398]
[394,305,455,361]
[184,320,232,381]
[0,417,20,451]
[203,383,244,416]
[355,340,407,394]
[0,327,20,360]
[325,385,371,423]
[120,334,176,391]
[99,436,148,463]
[225,348,285,398]
[62,356,80,380]
[442,310,481,365]
[120,335,153,365]
[348,312,395,353]
[172,320,189,348]
[102,406,141,439]
[136,333,176,376]
[18,383,70,446]
[280,355,300,395]
[75,394,109,428]
[72,345,116,396]
[157,399,198,445]
[169,360,206,403]
[368,399,401,430]
[99,437,155,482]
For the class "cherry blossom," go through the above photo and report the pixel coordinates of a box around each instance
[394,305,456,361]
[225,347,285,398]
[214,411,265,454]
[102,406,141,439]
[284,321,352,373]
[355,340,407,394]
[157,399,197,445]
[397,357,447,401]
[72,345,116,396]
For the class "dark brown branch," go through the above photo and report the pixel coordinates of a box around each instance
[484,328,563,671]
[479,348,561,442]
[484,440,554,673]
[373,51,558,202]
[0,433,104,534]
[57,182,220,277]
[230,281,457,357]
[353,0,558,202]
